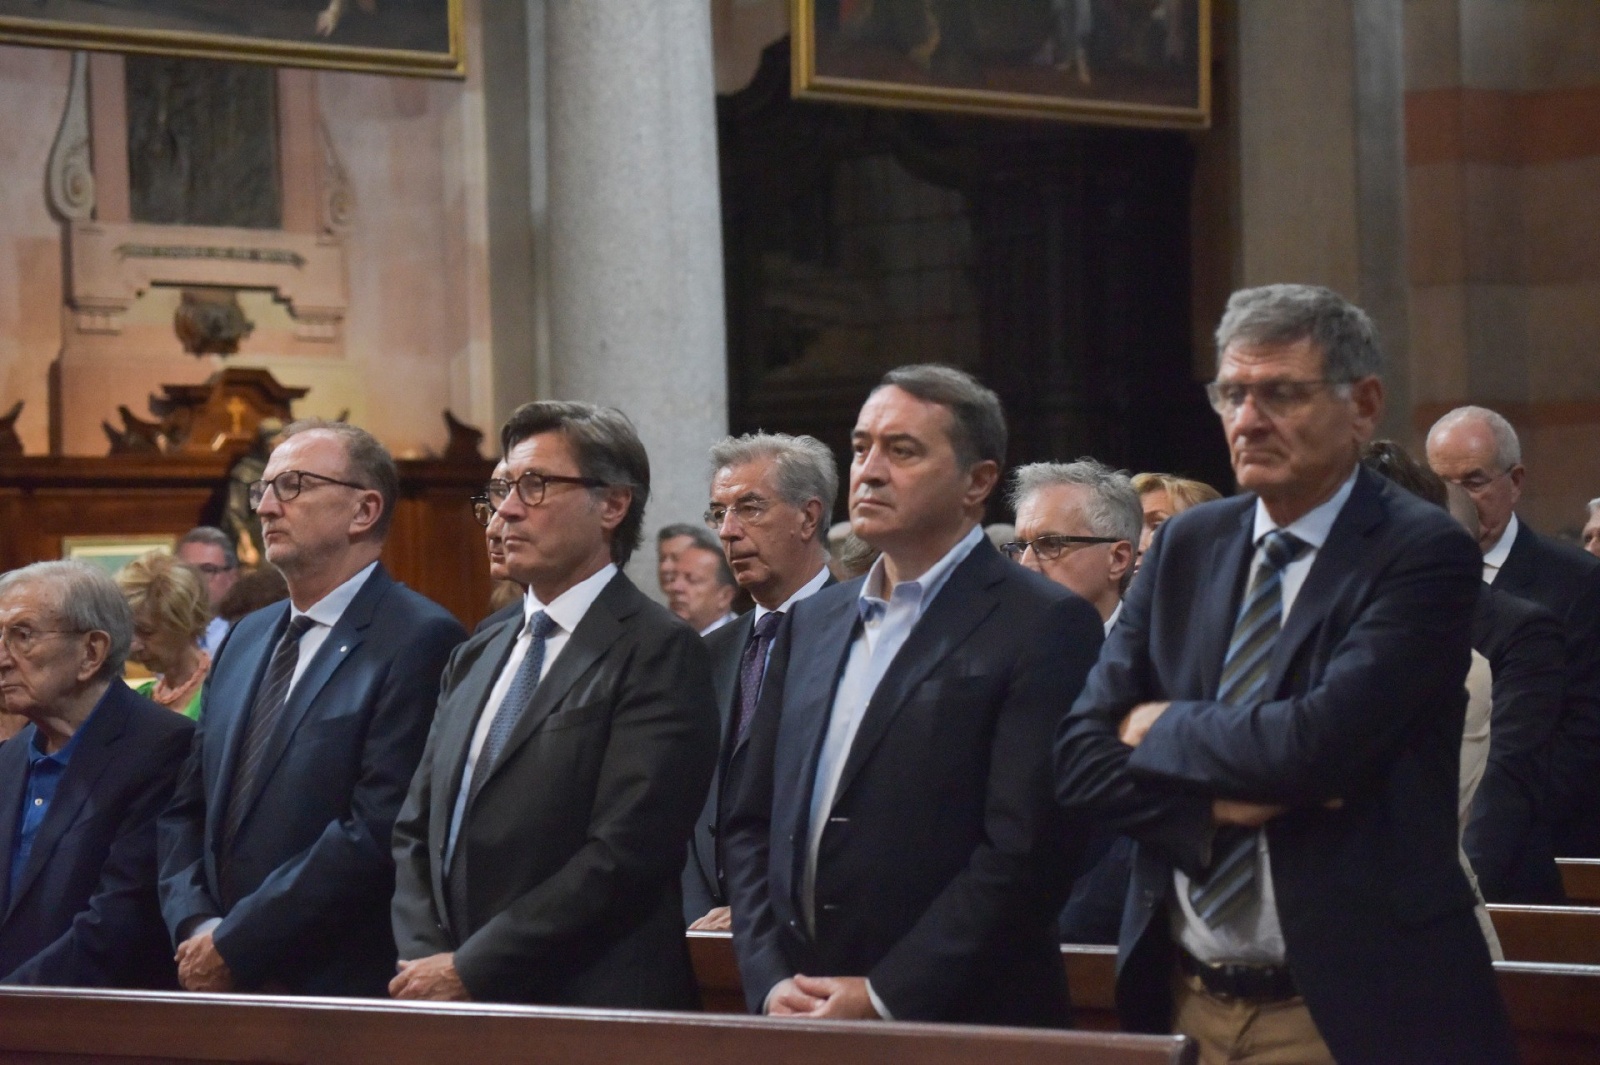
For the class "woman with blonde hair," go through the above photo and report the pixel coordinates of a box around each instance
[115,551,212,720]
[1129,472,1222,562]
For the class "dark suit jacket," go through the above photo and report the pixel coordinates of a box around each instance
[473,600,522,637]
[1465,585,1566,902]
[0,683,191,988]
[391,570,719,1007]
[725,539,1103,1025]
[1056,467,1516,1064]
[683,573,835,923]
[158,564,465,996]
[1493,519,1600,856]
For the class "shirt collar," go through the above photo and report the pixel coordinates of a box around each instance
[1103,599,1124,636]
[1482,512,1519,570]
[754,564,831,624]
[1250,467,1359,550]
[26,683,113,766]
[291,561,378,630]
[525,562,617,637]
[858,524,984,622]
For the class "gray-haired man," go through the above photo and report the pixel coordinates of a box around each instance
[684,433,837,929]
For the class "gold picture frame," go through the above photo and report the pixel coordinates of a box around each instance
[793,0,1209,129]
[61,534,174,578]
[0,0,463,79]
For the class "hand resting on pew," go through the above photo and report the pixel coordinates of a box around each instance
[175,930,234,993]
[390,953,472,1001]
[766,975,881,1019]
[689,906,732,932]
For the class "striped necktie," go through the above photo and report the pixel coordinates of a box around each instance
[224,614,317,847]
[1188,529,1308,926]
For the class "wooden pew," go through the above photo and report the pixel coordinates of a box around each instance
[1558,859,1600,905]
[0,987,1197,1065]
[1491,904,1600,965]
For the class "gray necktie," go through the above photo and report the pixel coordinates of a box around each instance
[468,610,559,805]
[224,614,317,847]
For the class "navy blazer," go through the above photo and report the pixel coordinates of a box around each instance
[391,571,719,1007]
[1056,467,1516,1064]
[1494,519,1600,856]
[158,564,465,995]
[0,683,191,988]
[1465,585,1566,902]
[725,539,1103,1026]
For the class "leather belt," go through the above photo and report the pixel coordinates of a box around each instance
[1180,949,1299,1002]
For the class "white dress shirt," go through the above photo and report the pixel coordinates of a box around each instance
[699,612,737,636]
[1171,469,1357,965]
[200,616,231,657]
[444,563,617,870]
[1481,513,1518,585]
[754,565,830,626]
[1103,599,1124,636]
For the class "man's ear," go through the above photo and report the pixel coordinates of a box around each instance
[349,489,385,537]
[799,498,825,542]
[77,630,110,684]
[1107,540,1134,587]
[1349,376,1385,444]
[964,460,1001,512]
[596,486,632,534]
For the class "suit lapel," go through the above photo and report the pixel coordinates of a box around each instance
[1195,504,1256,697]
[210,603,288,848]
[0,730,32,917]
[431,617,521,845]
[6,687,127,920]
[1493,519,1536,595]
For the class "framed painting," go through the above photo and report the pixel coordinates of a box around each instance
[0,0,462,78]
[793,0,1209,129]
[61,534,173,577]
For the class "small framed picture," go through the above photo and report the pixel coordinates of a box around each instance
[61,534,175,578]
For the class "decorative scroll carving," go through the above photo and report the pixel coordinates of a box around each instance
[318,115,355,232]
[46,52,96,222]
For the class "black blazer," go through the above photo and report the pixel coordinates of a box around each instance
[683,573,836,922]
[0,683,191,988]
[1056,467,1516,1064]
[158,564,466,996]
[1465,585,1565,902]
[1494,519,1600,856]
[391,570,720,1008]
[725,539,1103,1025]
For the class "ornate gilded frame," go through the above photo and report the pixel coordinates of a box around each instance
[792,0,1209,129]
[0,0,463,78]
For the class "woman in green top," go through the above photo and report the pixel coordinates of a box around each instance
[116,551,212,720]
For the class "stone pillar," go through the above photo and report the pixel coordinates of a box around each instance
[543,0,728,590]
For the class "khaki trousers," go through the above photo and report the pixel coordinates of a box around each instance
[1172,971,1335,1065]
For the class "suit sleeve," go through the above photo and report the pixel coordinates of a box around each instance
[724,615,795,1011]
[157,660,230,942]
[451,623,719,997]
[210,612,465,984]
[1127,521,1481,805]
[1054,527,1222,876]
[866,593,1104,1020]
[9,719,192,987]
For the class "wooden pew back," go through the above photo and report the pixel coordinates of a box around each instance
[1490,904,1600,966]
[1558,859,1600,906]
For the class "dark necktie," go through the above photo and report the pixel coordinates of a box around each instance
[735,611,784,745]
[468,610,559,804]
[1189,529,1309,926]
[224,614,317,847]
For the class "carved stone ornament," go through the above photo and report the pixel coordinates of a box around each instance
[175,288,256,356]
[319,115,355,232]
[46,52,96,222]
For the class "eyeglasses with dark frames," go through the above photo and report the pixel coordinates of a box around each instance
[470,494,494,527]
[249,469,372,510]
[484,470,609,510]
[1001,534,1121,562]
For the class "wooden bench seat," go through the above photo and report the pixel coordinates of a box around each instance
[0,986,1196,1065]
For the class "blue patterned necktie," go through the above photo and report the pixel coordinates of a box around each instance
[735,611,784,745]
[1189,529,1309,926]
[224,614,317,847]
[469,610,559,803]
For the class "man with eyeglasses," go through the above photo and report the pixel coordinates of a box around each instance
[1005,459,1141,634]
[390,400,718,1007]
[0,561,192,988]
[1056,285,1515,1064]
[158,419,467,997]
[175,527,239,655]
[1427,405,1600,858]
[470,462,525,634]
[683,433,837,932]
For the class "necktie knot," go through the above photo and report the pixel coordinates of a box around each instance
[1259,529,1307,573]
[752,610,784,641]
[285,614,317,642]
[526,610,558,641]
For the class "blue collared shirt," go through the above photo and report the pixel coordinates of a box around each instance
[9,701,98,902]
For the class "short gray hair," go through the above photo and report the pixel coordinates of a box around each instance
[1428,405,1523,471]
[878,364,1007,468]
[1215,284,1382,383]
[1008,458,1142,546]
[709,432,839,516]
[177,526,238,568]
[1588,497,1600,517]
[278,419,400,538]
[0,561,133,681]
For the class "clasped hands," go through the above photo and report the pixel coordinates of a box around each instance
[175,930,234,992]
[1117,700,1342,827]
[390,952,472,1000]
[767,975,880,1019]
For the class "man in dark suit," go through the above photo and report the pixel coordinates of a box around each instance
[1057,285,1516,1064]
[725,364,1103,1025]
[684,432,837,930]
[390,401,719,1006]
[159,420,466,996]
[1427,405,1600,856]
[0,561,191,988]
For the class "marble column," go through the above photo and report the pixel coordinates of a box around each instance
[543,0,728,590]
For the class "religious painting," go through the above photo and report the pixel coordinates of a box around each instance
[793,0,1210,128]
[61,534,173,577]
[0,0,462,77]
